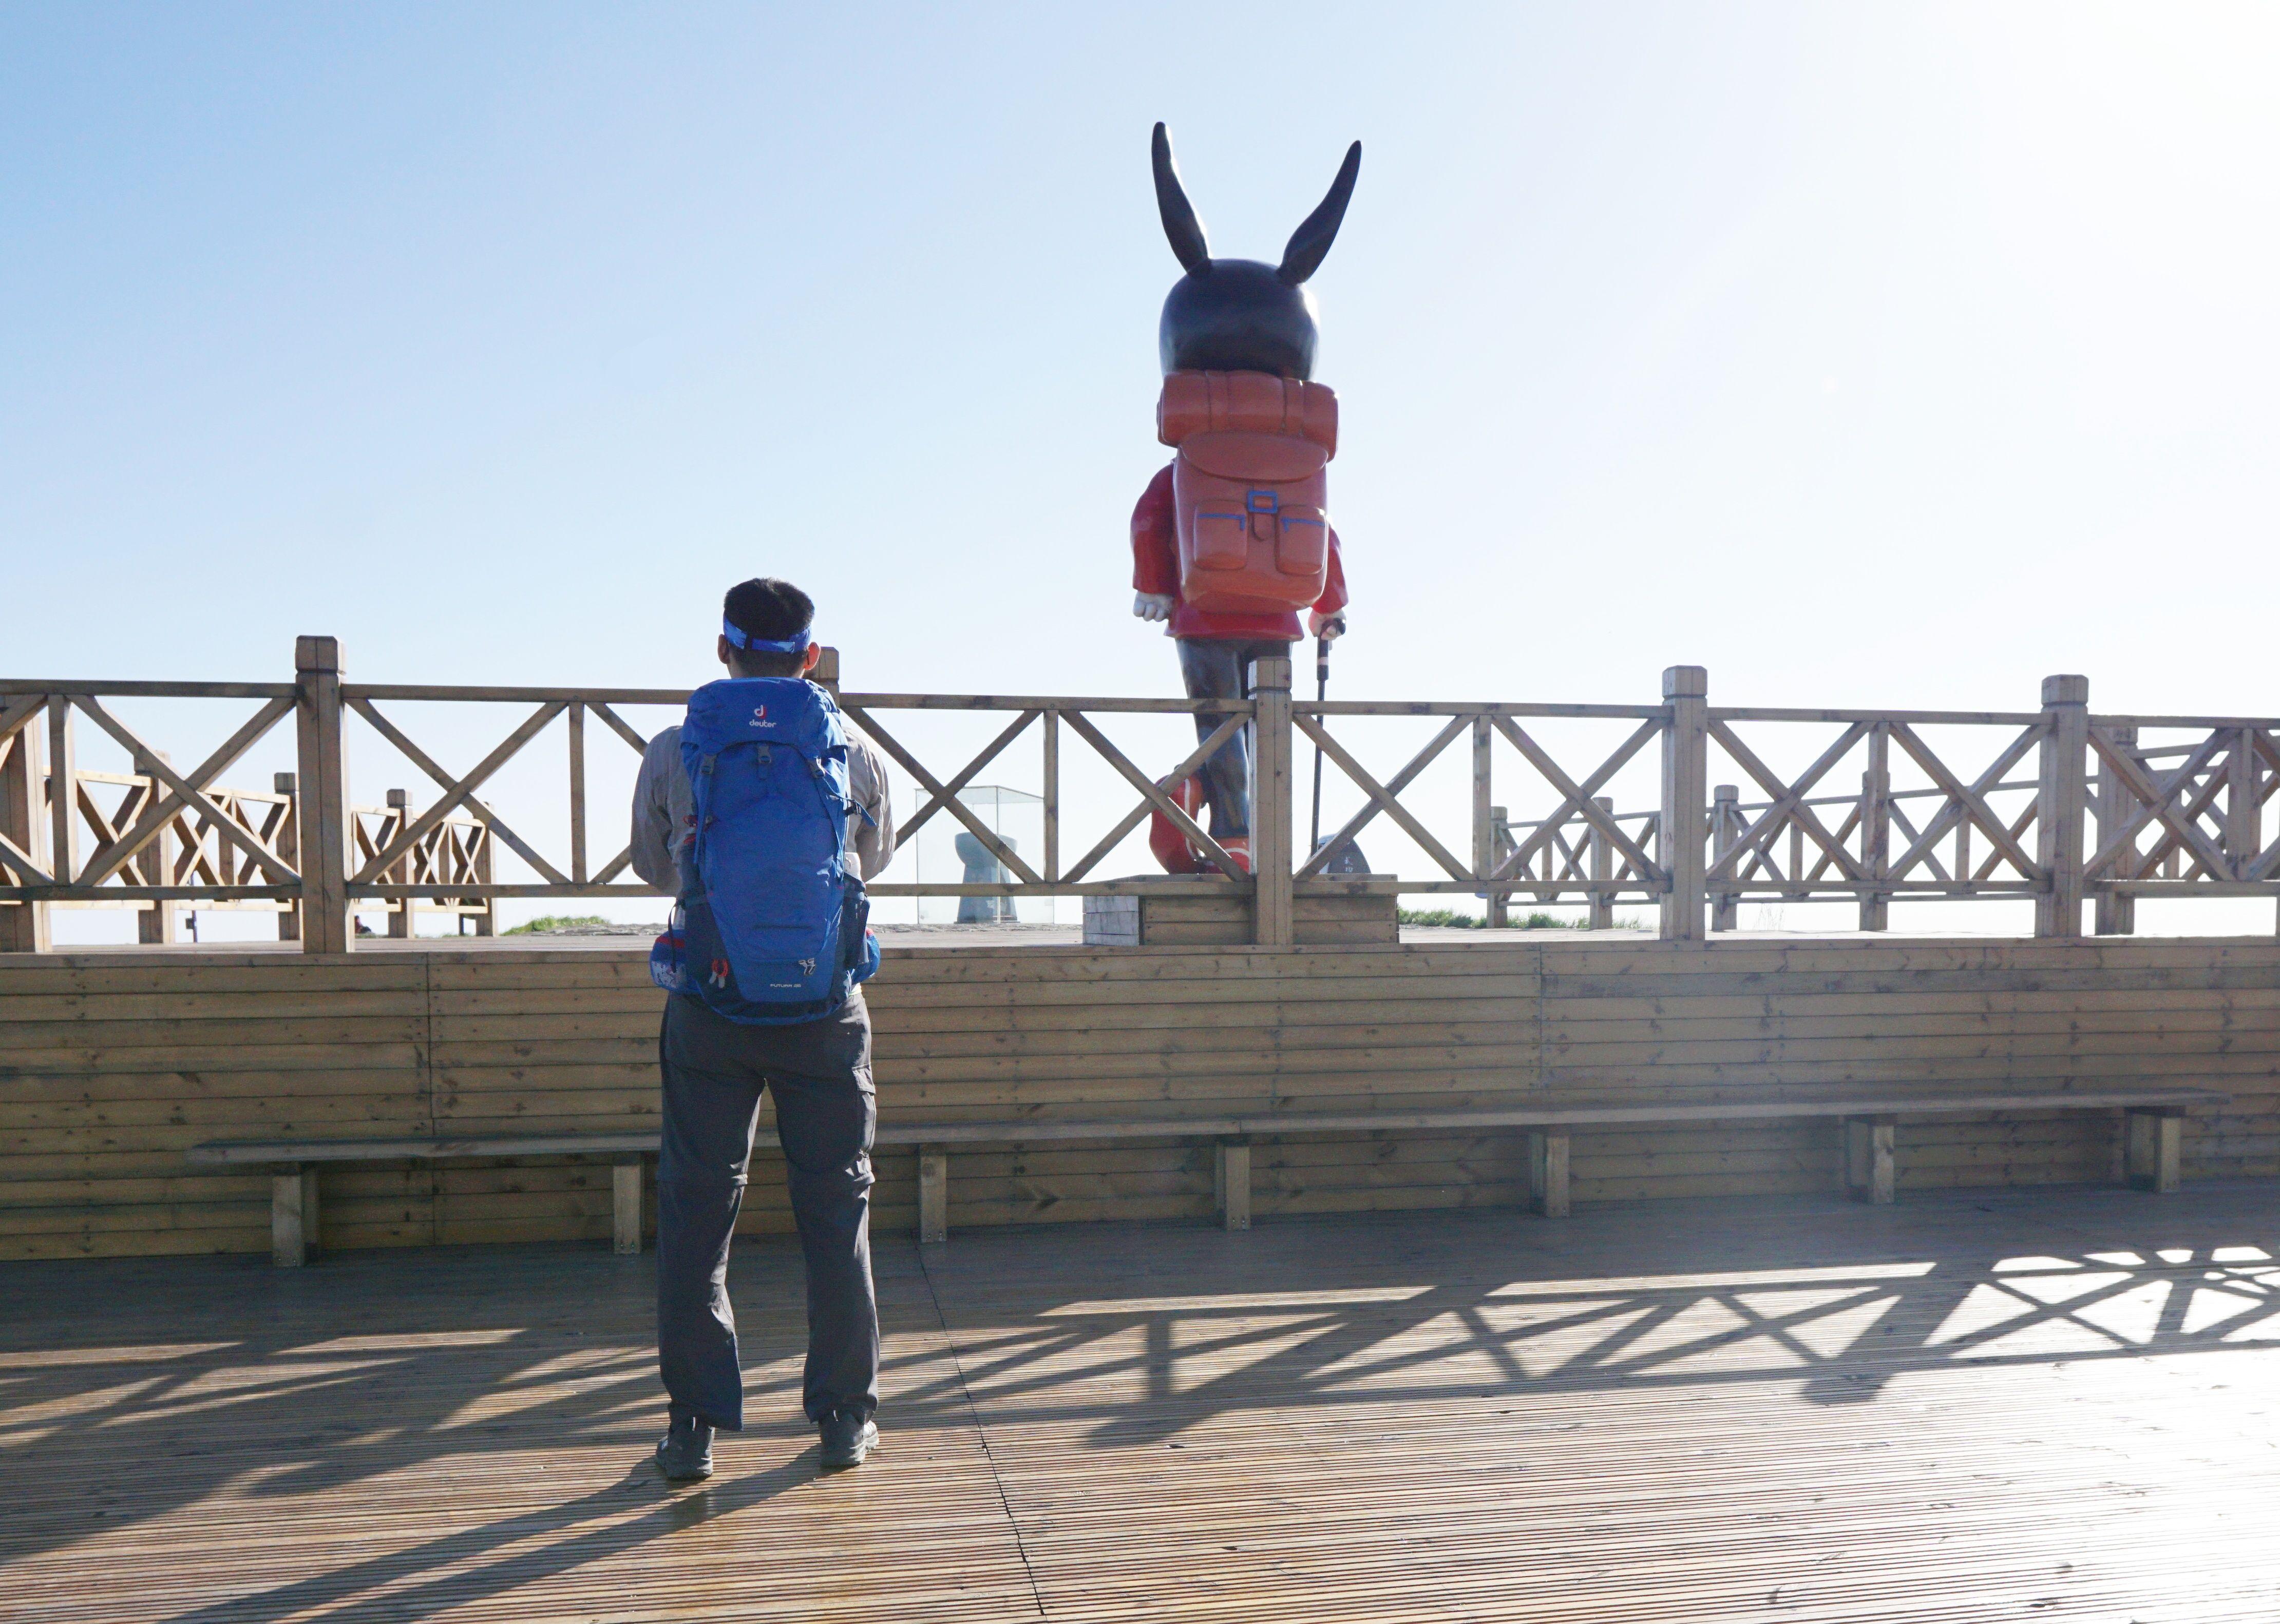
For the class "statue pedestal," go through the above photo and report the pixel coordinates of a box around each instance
[1081,877,1398,947]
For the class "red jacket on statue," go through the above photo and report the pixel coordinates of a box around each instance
[1130,461,1348,642]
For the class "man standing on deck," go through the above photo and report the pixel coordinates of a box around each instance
[630,577,897,1478]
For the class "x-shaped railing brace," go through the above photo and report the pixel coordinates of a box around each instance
[2086,728,2239,883]
[0,694,301,892]
[1480,716,1666,889]
[1707,721,1871,886]
[843,703,1251,884]
[1880,721,2045,882]
[349,699,570,887]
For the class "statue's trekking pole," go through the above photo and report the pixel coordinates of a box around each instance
[1309,635,1329,853]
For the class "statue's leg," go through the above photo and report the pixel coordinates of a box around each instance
[955,833,991,923]
[1175,638,1250,838]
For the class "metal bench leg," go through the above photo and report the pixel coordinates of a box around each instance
[272,1164,316,1267]
[2125,1109,2184,1193]
[1527,1129,1570,1218]
[919,1144,948,1244]
[1846,1116,1895,1205]
[1214,1140,1251,1232]
[611,1158,643,1254]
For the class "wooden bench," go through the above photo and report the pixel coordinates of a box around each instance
[187,1132,663,1268]
[192,1086,2222,1265]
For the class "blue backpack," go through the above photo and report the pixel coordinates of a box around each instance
[649,677,881,1023]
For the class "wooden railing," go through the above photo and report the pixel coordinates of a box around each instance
[0,744,500,945]
[3,648,2274,951]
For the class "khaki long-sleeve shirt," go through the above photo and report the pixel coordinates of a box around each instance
[629,721,896,893]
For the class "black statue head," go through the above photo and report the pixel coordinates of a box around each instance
[1152,122,1361,379]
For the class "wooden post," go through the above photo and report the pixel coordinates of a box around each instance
[1041,710,1060,883]
[1484,804,1510,929]
[811,645,841,697]
[1247,654,1293,947]
[1859,731,1890,933]
[2093,725,2137,936]
[385,789,414,939]
[1710,784,1738,932]
[273,772,301,942]
[567,702,588,885]
[1659,666,1708,943]
[2125,1109,2184,1194]
[2035,675,2089,939]
[294,637,351,954]
[2226,726,2257,885]
[1588,796,1614,929]
[918,1145,948,1244]
[1845,1115,1896,1205]
[47,699,75,911]
[1526,1129,1571,1217]
[1213,1140,1251,1231]
[133,751,180,944]
[2125,1110,2154,1189]
[272,1165,319,1267]
[611,1159,643,1254]
[463,819,494,937]
[1472,718,1502,928]
[0,720,50,953]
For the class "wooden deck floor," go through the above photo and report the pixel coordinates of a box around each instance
[3,1186,2277,1623]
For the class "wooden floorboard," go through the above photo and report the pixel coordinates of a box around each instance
[2,1186,2277,1621]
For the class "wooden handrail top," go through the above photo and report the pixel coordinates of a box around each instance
[1297,701,1669,720]
[842,694,1251,714]
[189,1086,2225,1165]
[0,680,298,699]
[341,684,696,704]
[1711,706,2046,727]
[2088,712,2280,731]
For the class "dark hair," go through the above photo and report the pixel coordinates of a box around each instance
[721,578,815,677]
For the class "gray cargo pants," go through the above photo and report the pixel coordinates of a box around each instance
[656,991,880,1430]
[1176,637,1295,839]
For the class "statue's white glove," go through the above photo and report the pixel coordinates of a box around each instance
[1134,592,1175,623]
[1309,610,1347,642]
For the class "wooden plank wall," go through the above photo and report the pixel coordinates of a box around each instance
[2,937,2274,1258]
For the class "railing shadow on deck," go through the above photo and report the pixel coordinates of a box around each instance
[2,1189,2275,1622]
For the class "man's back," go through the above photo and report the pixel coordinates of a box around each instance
[629,716,896,894]
[643,576,894,1478]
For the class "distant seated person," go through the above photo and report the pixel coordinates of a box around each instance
[628,576,896,1479]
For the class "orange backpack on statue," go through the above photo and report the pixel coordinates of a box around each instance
[1157,370,1338,615]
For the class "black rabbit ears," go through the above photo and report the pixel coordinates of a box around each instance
[1151,122,1361,284]
[1278,140,1362,285]
[1151,123,1211,273]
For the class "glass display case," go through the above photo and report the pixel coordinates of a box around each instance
[900,785,1053,925]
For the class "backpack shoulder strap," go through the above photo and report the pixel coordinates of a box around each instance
[683,750,721,878]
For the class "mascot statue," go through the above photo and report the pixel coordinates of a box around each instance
[1133,122,1359,873]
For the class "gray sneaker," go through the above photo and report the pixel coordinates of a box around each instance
[654,1412,714,1481]
[819,1410,878,1468]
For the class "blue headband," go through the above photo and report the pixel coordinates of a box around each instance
[724,619,812,655]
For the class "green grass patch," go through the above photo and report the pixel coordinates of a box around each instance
[1397,908,1641,931]
[504,914,613,935]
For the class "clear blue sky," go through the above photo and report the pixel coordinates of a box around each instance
[9,2,2276,714]
[7,4,2278,937]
